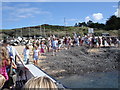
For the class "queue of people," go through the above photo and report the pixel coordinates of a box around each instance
[31,34,120,55]
[29,34,120,65]
[23,34,119,67]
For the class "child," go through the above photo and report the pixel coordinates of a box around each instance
[33,46,40,65]
[0,47,10,80]
[40,41,46,55]
[23,45,30,65]
[58,39,62,51]
[52,38,58,56]
[0,46,17,89]
[24,76,58,89]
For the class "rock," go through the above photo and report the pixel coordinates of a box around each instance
[43,46,119,78]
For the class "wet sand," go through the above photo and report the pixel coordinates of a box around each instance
[15,46,120,80]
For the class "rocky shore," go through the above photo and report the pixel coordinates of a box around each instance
[15,45,120,80]
[38,46,120,79]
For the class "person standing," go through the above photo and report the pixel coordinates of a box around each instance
[40,41,46,55]
[33,45,40,65]
[52,38,58,56]
[47,38,52,52]
[2,39,27,89]
[23,45,30,65]
[0,46,17,89]
[3,40,24,65]
[106,37,111,47]
[102,37,105,47]
[0,47,10,81]
[97,37,101,47]
[58,39,62,51]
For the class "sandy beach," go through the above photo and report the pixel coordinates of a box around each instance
[15,45,120,80]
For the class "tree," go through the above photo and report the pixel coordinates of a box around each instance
[87,20,93,27]
[105,15,120,30]
[74,23,78,27]
[78,22,87,27]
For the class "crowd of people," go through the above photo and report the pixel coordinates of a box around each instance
[22,33,119,66]
[0,33,120,89]
[0,39,59,89]
[0,39,25,89]
[31,33,120,57]
[20,33,120,65]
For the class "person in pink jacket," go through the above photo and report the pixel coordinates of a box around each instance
[0,59,9,80]
[0,47,10,80]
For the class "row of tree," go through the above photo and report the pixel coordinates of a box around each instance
[75,15,120,30]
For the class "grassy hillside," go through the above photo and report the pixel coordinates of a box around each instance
[1,24,119,39]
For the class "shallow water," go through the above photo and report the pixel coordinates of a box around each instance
[58,70,119,88]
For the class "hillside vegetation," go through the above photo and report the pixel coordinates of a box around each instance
[0,24,119,39]
[1,15,120,39]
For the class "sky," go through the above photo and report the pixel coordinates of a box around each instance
[1,1,119,29]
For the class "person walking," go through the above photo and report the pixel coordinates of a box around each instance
[52,38,58,56]
[33,45,40,65]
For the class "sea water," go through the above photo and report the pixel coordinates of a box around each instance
[58,70,119,88]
